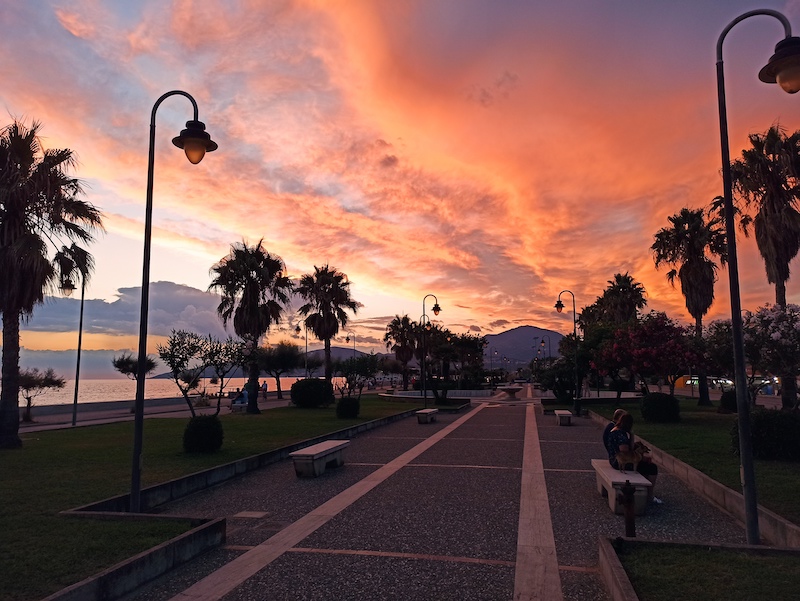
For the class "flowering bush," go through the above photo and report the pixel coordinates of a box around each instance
[744,304,800,377]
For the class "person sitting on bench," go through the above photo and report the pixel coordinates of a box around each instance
[607,413,661,504]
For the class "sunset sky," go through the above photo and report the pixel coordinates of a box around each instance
[4,1,800,377]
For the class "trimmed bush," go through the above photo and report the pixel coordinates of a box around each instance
[291,378,334,408]
[183,414,224,453]
[336,396,360,419]
[640,392,680,423]
[732,409,800,461]
[719,390,737,413]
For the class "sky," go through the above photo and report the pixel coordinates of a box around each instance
[4,0,800,378]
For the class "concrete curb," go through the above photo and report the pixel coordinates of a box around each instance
[597,537,640,601]
[588,410,800,547]
[40,518,225,601]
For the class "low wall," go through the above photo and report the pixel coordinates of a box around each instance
[382,389,493,398]
[589,411,800,548]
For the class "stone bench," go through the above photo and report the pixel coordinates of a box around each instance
[289,440,350,478]
[416,408,439,424]
[230,401,247,413]
[554,410,572,426]
[590,459,652,515]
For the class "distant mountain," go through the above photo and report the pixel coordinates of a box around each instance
[483,325,563,368]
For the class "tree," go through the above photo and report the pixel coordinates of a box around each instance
[652,207,727,406]
[258,341,302,399]
[384,315,417,391]
[335,353,380,399]
[209,240,293,413]
[112,352,158,380]
[296,265,360,382]
[744,304,800,409]
[602,273,648,324]
[731,125,800,408]
[18,368,65,422]
[157,330,207,417]
[0,120,103,448]
[707,317,770,407]
[200,335,242,415]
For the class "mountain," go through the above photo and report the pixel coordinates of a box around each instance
[483,325,563,368]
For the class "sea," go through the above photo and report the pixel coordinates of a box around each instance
[29,377,309,407]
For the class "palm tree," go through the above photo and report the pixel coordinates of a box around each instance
[384,315,417,390]
[602,273,647,324]
[208,240,293,413]
[296,265,360,382]
[0,120,103,448]
[731,125,800,408]
[652,207,727,406]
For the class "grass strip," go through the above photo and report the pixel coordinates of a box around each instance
[0,396,413,601]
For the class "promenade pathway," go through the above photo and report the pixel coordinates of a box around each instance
[98,385,748,601]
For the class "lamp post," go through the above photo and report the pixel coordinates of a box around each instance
[420,294,441,408]
[59,275,85,427]
[541,335,552,368]
[345,330,356,360]
[295,323,308,377]
[555,290,580,417]
[130,91,217,513]
[715,9,800,544]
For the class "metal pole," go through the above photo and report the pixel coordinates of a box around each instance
[714,8,792,544]
[70,276,85,427]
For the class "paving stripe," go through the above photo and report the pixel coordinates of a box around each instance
[513,404,564,601]
[169,404,488,601]
[288,547,517,567]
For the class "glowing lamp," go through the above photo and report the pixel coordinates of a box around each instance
[554,299,565,313]
[172,120,218,164]
[758,36,800,93]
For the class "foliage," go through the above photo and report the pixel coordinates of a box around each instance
[731,409,800,461]
[579,272,647,331]
[258,341,302,399]
[157,330,207,417]
[182,414,224,453]
[209,240,293,413]
[384,314,417,390]
[0,119,103,448]
[640,391,681,423]
[297,264,360,382]
[290,378,334,408]
[744,304,800,409]
[111,352,158,380]
[18,367,65,422]
[335,353,380,400]
[718,390,737,413]
[200,335,242,414]
[335,396,360,418]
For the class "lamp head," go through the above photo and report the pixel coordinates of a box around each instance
[432,302,441,315]
[759,36,800,93]
[295,325,301,334]
[172,120,218,164]
[60,278,76,297]
[425,321,432,331]
[554,299,565,313]
[345,336,350,343]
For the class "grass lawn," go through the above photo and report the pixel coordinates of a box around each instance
[587,397,800,526]
[0,396,414,601]
[617,540,800,601]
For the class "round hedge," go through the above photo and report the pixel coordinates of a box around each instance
[640,392,680,423]
[183,414,224,453]
[718,390,737,413]
[336,396,360,419]
[291,378,334,408]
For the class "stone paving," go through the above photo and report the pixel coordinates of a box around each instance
[113,388,747,601]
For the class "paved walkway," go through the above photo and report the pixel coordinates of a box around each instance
[100,385,747,601]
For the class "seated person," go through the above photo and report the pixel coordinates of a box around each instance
[607,413,661,504]
[603,409,628,454]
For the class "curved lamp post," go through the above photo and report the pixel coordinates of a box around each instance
[295,324,309,377]
[420,294,441,408]
[540,335,552,368]
[716,9,800,544]
[59,275,85,427]
[345,330,356,360]
[555,290,580,416]
[130,91,217,513]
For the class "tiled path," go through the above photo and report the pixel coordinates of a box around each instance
[120,387,746,601]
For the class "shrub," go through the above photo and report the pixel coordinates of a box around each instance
[183,415,224,453]
[336,396,360,418]
[291,378,334,408]
[719,390,737,413]
[640,392,680,423]
[732,409,800,461]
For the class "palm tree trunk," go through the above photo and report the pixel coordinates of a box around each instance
[776,282,797,409]
[274,376,283,400]
[695,317,712,406]
[0,310,23,448]
[401,362,409,391]
[324,338,332,382]
[246,361,261,414]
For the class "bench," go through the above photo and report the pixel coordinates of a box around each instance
[554,410,572,426]
[230,401,247,413]
[289,440,350,477]
[590,459,652,515]
[416,408,439,423]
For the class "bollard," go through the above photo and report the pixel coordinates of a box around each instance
[618,479,636,537]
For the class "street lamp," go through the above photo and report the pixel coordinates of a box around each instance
[541,335,552,368]
[420,294,441,408]
[131,91,217,513]
[59,275,85,427]
[715,9,800,544]
[345,330,356,360]
[555,290,580,417]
